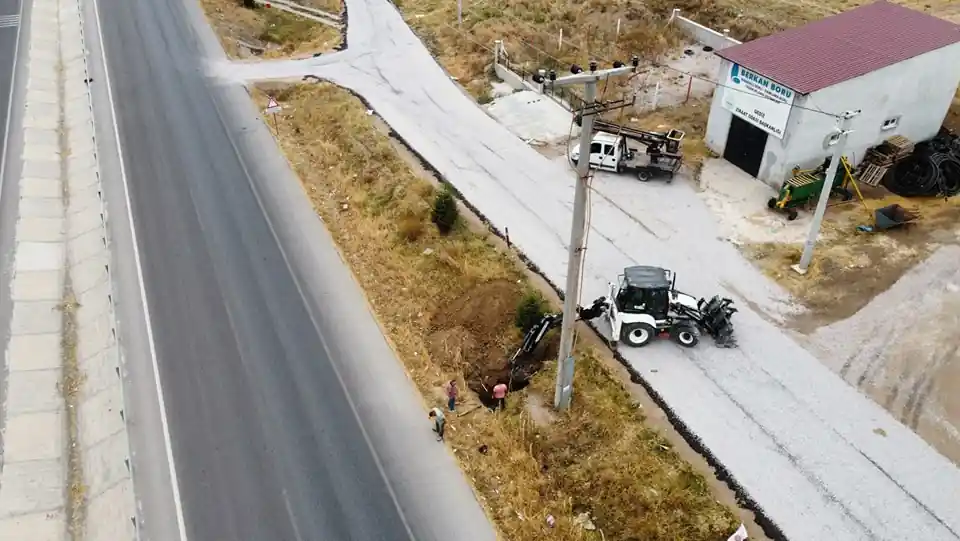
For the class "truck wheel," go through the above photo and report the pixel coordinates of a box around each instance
[787,208,799,221]
[767,197,778,210]
[637,171,650,182]
[621,323,655,347]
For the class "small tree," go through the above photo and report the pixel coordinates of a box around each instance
[431,187,459,234]
[515,290,548,332]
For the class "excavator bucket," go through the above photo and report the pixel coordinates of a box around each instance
[697,296,738,348]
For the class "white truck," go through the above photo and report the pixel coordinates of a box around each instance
[569,120,685,182]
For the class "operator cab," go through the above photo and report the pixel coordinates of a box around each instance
[615,266,673,320]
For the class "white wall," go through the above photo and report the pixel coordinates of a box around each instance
[669,9,742,51]
[706,43,960,187]
[705,58,805,188]
[705,59,734,155]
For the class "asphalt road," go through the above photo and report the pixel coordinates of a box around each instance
[85,0,495,539]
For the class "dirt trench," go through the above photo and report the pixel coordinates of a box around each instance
[427,280,559,407]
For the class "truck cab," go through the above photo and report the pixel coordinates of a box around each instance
[569,132,628,173]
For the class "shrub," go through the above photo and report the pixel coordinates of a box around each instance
[431,187,459,234]
[515,290,548,332]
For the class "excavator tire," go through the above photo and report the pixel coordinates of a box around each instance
[621,323,655,347]
[671,322,700,348]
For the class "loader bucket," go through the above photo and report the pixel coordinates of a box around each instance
[699,296,738,348]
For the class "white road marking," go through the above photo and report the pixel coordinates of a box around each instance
[0,5,23,205]
[281,489,306,541]
[89,0,189,539]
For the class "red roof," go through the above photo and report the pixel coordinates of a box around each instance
[716,0,960,94]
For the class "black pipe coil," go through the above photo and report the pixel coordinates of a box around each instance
[882,130,960,197]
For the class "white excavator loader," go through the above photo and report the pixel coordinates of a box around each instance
[578,266,738,348]
[509,266,737,367]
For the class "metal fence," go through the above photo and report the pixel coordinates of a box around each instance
[496,50,586,114]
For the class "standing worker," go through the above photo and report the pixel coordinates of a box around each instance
[446,379,458,412]
[492,382,508,411]
[428,407,446,442]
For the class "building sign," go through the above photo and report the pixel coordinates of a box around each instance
[722,63,796,139]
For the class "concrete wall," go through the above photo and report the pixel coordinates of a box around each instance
[494,63,526,91]
[707,44,960,187]
[668,9,742,51]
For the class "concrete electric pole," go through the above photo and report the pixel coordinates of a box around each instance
[544,60,638,411]
[793,109,860,275]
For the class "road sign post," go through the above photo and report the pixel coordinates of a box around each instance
[264,96,282,136]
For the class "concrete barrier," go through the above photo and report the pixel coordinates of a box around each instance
[59,0,139,537]
[668,8,742,51]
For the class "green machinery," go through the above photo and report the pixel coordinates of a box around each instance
[767,156,855,220]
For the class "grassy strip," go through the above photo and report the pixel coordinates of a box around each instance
[254,81,739,540]
[199,0,341,58]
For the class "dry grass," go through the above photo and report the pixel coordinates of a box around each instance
[401,0,688,99]
[743,189,960,328]
[255,81,740,540]
[199,0,340,58]
[398,0,958,99]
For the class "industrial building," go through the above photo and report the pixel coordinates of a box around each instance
[705,0,960,187]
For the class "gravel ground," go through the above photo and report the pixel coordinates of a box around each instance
[810,245,960,465]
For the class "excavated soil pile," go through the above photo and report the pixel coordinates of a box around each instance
[428,280,558,406]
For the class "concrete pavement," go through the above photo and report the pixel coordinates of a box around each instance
[213,0,960,538]
[0,0,67,535]
[0,0,137,537]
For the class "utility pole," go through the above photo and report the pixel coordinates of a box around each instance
[793,109,860,275]
[457,0,462,26]
[544,59,638,411]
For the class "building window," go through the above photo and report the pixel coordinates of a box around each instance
[881,116,900,131]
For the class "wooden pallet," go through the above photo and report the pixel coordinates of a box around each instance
[884,135,914,157]
[858,163,889,187]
